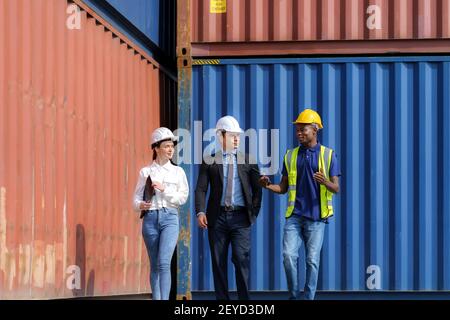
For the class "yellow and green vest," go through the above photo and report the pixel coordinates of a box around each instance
[284,145,334,219]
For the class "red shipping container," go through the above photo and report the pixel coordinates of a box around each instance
[190,0,450,56]
[0,0,176,299]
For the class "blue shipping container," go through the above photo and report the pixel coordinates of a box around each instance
[188,56,450,293]
[106,0,161,44]
[82,0,176,62]
[105,0,175,56]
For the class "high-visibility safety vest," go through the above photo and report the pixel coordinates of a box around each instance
[284,145,334,219]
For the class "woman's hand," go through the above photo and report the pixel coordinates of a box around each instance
[139,201,152,210]
[152,181,165,192]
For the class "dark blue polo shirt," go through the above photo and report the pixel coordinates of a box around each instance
[282,142,341,221]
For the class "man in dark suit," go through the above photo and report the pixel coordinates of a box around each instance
[195,115,262,300]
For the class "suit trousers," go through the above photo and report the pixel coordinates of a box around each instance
[208,207,251,300]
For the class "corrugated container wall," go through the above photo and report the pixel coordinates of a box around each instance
[190,0,450,56]
[190,56,450,292]
[192,0,450,42]
[0,0,176,299]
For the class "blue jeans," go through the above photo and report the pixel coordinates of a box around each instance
[283,215,325,300]
[142,207,179,300]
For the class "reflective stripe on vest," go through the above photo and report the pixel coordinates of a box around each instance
[284,145,334,219]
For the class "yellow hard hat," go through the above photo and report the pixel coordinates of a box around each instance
[293,109,323,129]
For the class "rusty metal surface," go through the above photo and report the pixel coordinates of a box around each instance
[191,0,450,53]
[176,0,192,301]
[0,0,175,299]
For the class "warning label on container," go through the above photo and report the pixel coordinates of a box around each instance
[210,0,226,13]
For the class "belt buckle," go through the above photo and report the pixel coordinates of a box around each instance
[224,205,234,212]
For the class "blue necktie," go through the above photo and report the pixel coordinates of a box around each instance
[224,154,233,207]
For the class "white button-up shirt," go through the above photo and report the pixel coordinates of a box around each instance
[133,161,189,212]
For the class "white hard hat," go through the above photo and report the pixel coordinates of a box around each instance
[216,116,244,134]
[151,127,178,147]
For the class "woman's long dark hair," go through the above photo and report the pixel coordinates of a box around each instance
[152,138,178,166]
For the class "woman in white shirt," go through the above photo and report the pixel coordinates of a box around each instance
[133,127,189,300]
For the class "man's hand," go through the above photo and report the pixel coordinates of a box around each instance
[313,167,328,185]
[197,214,208,229]
[152,181,165,192]
[258,176,271,188]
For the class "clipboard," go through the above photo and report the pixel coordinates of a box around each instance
[140,175,155,219]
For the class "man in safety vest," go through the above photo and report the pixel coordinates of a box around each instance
[259,109,341,300]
